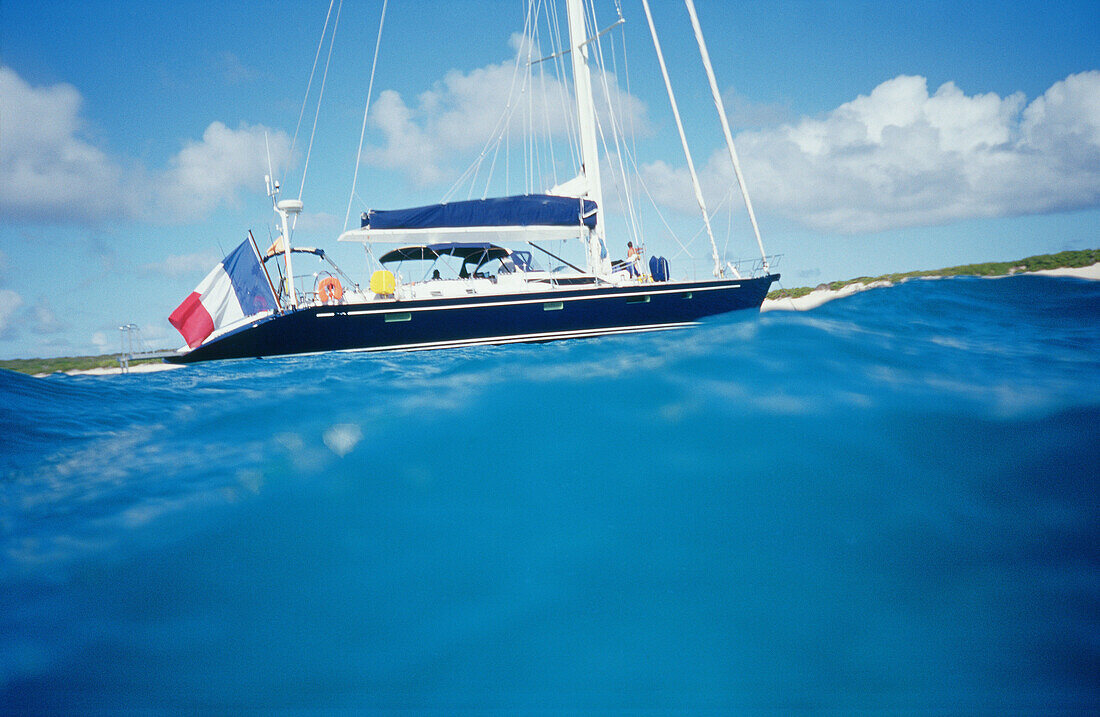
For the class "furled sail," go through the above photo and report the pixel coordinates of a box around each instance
[338,194,596,244]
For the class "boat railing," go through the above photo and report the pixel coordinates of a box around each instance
[667,255,779,281]
[753,254,782,277]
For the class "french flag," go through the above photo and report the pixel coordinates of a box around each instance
[169,239,277,348]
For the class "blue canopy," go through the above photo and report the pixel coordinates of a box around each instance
[362,194,597,231]
[379,243,511,264]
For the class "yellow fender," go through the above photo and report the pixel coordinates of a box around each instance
[370,269,396,295]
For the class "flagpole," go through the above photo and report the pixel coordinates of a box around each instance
[249,230,282,312]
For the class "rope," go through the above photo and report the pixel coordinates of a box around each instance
[442,3,533,202]
[684,0,768,271]
[298,0,343,206]
[589,2,643,251]
[640,0,724,277]
[288,0,335,180]
[629,158,692,258]
[344,0,389,231]
[549,0,582,174]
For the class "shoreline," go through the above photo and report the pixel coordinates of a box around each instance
[32,362,185,379]
[15,260,1100,377]
[761,262,1100,313]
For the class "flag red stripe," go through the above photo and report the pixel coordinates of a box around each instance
[168,292,215,348]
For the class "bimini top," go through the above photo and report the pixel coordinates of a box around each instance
[338,194,597,245]
[378,243,511,265]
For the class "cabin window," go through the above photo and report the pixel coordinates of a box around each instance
[683,292,693,299]
[543,301,564,311]
[626,295,651,304]
[384,312,412,323]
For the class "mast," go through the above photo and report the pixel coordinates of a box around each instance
[565,0,608,276]
[684,0,769,272]
[640,0,724,278]
[267,173,303,309]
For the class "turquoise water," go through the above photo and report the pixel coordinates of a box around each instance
[2,275,1098,713]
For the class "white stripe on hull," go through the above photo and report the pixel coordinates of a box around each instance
[328,321,698,355]
[314,282,739,319]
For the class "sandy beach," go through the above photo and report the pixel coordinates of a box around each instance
[762,262,1100,313]
[1024,263,1100,280]
[34,362,185,378]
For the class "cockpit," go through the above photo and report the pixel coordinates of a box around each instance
[378,242,536,282]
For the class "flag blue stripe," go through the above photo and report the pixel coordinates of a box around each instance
[222,240,276,316]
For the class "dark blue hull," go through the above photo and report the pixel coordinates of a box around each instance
[167,274,778,363]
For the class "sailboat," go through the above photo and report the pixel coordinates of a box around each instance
[166,0,779,364]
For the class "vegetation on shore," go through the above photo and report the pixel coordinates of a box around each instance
[1,250,1095,375]
[0,355,163,376]
[766,249,1099,300]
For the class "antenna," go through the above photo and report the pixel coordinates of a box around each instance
[265,132,278,200]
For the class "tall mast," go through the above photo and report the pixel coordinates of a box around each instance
[684,0,769,272]
[565,0,608,276]
[640,0,724,278]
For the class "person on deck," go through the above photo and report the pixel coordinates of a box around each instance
[626,241,642,278]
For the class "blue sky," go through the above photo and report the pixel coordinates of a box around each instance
[1,0,1098,358]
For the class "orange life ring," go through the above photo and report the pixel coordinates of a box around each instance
[317,276,344,303]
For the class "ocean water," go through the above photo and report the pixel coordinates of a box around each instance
[1,275,1098,714]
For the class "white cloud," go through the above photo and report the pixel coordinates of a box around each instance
[91,330,110,353]
[636,159,700,215]
[137,324,172,343]
[29,302,66,335]
[0,306,67,353]
[291,211,340,233]
[0,67,136,222]
[216,51,257,86]
[0,289,26,339]
[142,252,220,278]
[365,89,448,186]
[0,66,291,224]
[634,146,762,219]
[0,255,63,340]
[362,33,649,189]
[695,71,1100,233]
[160,121,291,218]
[721,88,790,130]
